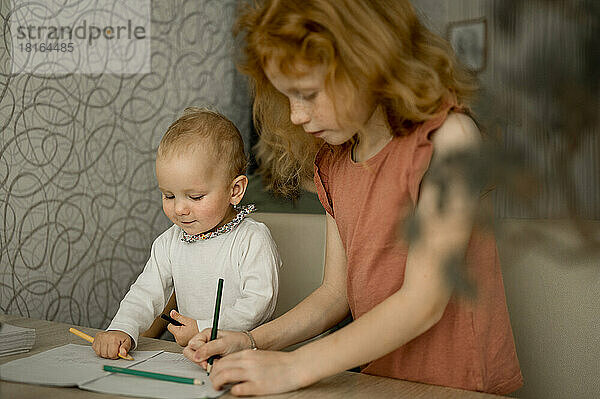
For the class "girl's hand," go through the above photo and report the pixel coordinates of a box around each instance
[92,330,132,359]
[209,350,312,396]
[166,310,199,346]
[183,330,252,370]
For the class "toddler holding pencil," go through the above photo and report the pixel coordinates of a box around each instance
[92,107,281,360]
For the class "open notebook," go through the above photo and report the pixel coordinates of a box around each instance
[0,344,224,399]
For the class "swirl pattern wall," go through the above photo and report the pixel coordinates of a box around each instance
[0,0,251,328]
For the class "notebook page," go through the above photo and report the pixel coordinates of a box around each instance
[0,344,161,386]
[80,351,225,398]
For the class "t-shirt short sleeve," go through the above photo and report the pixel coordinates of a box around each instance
[313,144,335,217]
[407,103,463,205]
[407,125,435,205]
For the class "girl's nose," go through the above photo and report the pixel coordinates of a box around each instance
[289,98,310,126]
[174,199,189,216]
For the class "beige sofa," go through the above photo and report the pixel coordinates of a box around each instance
[253,213,600,399]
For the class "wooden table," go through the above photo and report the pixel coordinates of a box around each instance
[0,314,505,398]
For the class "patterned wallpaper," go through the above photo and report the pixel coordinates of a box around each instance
[0,0,251,327]
[1,0,597,327]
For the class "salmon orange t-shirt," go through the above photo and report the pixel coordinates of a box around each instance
[313,104,523,394]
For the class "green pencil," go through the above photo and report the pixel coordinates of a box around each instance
[103,365,204,385]
[206,278,224,374]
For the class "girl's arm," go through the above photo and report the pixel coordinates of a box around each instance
[253,213,350,350]
[209,113,482,396]
[184,213,350,364]
[293,114,481,380]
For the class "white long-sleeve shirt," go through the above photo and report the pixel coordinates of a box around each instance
[107,218,281,348]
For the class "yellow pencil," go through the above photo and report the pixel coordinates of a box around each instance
[69,327,134,361]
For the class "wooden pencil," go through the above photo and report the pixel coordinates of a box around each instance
[69,327,134,361]
[103,365,204,385]
[206,278,224,374]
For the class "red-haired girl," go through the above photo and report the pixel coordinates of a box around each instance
[184,1,523,396]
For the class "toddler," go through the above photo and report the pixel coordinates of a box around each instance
[93,107,281,359]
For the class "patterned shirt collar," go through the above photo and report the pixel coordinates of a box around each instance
[180,204,256,243]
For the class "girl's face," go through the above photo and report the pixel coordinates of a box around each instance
[264,61,374,146]
[156,150,235,236]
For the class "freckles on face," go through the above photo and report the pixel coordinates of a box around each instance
[263,60,374,146]
[264,62,338,128]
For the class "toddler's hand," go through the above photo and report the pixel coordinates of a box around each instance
[92,330,132,359]
[167,310,199,346]
[183,329,253,370]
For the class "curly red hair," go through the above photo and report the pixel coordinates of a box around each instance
[235,0,477,197]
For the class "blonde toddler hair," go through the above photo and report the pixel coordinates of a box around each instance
[158,107,248,180]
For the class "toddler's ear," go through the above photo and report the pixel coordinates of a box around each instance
[230,175,248,205]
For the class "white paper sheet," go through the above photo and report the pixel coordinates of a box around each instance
[81,352,223,399]
[0,344,226,398]
[0,344,160,386]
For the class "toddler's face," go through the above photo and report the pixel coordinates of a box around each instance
[156,150,234,236]
[264,60,374,146]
